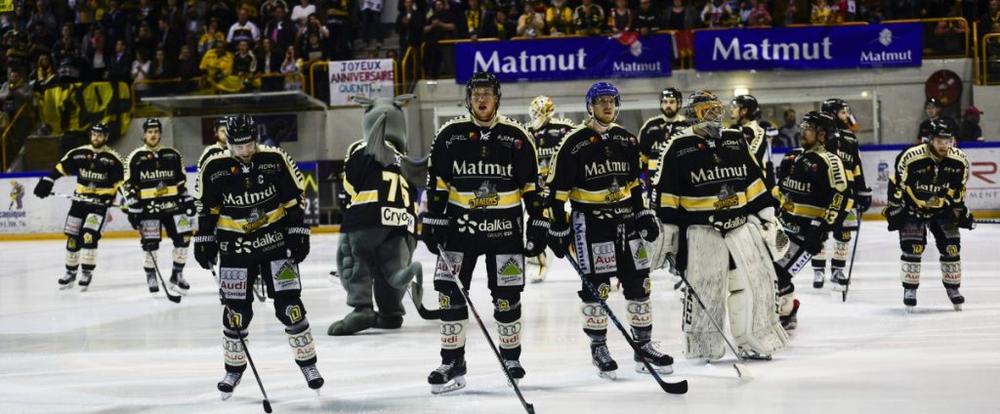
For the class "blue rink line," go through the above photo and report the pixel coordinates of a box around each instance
[0,161,320,179]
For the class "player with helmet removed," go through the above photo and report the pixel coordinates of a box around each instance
[422,72,547,394]
[121,118,194,295]
[647,90,787,360]
[525,95,575,283]
[194,114,324,398]
[772,111,851,329]
[199,118,229,169]
[547,81,674,379]
[638,87,689,185]
[33,123,124,290]
[884,120,972,311]
[730,94,776,193]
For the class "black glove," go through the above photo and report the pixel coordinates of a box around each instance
[856,188,872,213]
[33,178,54,199]
[193,234,218,270]
[802,219,827,255]
[525,216,549,257]
[883,203,905,232]
[286,226,311,263]
[636,209,659,242]
[181,196,197,216]
[952,204,975,229]
[421,213,449,255]
[547,220,571,259]
[127,213,142,230]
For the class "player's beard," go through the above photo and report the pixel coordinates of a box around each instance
[661,107,677,119]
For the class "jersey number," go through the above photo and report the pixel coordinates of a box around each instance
[382,171,411,206]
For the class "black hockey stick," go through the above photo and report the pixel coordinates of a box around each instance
[564,253,689,394]
[212,268,273,414]
[673,264,751,379]
[974,218,1000,225]
[842,218,861,302]
[408,281,442,320]
[51,192,122,207]
[437,246,535,414]
[147,251,181,303]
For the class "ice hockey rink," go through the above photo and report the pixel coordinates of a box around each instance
[1,222,997,414]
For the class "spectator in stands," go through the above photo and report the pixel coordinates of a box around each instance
[325,0,357,60]
[201,39,239,91]
[26,1,58,45]
[208,0,237,32]
[737,1,753,26]
[775,108,799,148]
[101,0,130,51]
[82,27,107,81]
[422,0,457,79]
[518,3,546,38]
[264,4,298,53]
[978,0,1000,38]
[464,0,488,39]
[959,106,984,142]
[71,0,99,37]
[149,48,177,83]
[163,0,185,27]
[396,0,425,54]
[361,0,386,48]
[635,0,662,36]
[865,4,885,24]
[546,0,575,36]
[106,40,132,83]
[292,0,318,26]
[131,49,152,94]
[701,0,734,28]
[574,0,605,35]
[199,18,228,56]
[136,0,161,31]
[156,16,183,61]
[885,0,917,20]
[233,40,258,76]
[298,31,330,65]
[832,0,857,23]
[782,0,799,25]
[262,0,291,19]
[281,45,303,90]
[257,38,284,91]
[607,0,633,34]
[176,44,201,84]
[227,6,261,45]
[30,54,56,93]
[52,23,80,63]
[811,0,834,25]
[489,7,517,39]
[666,0,695,30]
[0,67,31,116]
[134,23,157,60]
[747,0,772,26]
[298,13,331,45]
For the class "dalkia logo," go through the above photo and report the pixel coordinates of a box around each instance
[457,215,513,234]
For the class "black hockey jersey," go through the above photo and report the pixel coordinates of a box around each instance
[49,144,125,206]
[651,127,770,230]
[426,115,541,221]
[198,143,227,169]
[889,143,969,218]
[638,115,688,173]
[341,140,417,233]
[197,146,305,240]
[122,145,187,214]
[739,119,776,189]
[529,118,575,180]
[547,123,644,214]
[826,129,867,196]
[774,147,850,232]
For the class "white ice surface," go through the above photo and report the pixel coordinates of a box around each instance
[1,222,998,414]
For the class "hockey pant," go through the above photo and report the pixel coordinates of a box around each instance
[569,211,654,343]
[434,232,524,363]
[683,224,788,360]
[338,228,419,317]
[898,218,962,290]
[138,211,193,276]
[63,201,108,274]
[218,248,317,373]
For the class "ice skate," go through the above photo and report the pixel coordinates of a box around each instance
[590,341,618,379]
[146,270,159,294]
[946,286,964,311]
[503,359,525,385]
[903,287,917,310]
[527,254,548,283]
[168,270,189,295]
[428,358,467,394]
[633,341,674,375]
[780,299,800,330]
[830,269,848,292]
[78,270,93,291]
[217,371,243,400]
[58,271,76,290]
[812,269,825,288]
[300,364,324,392]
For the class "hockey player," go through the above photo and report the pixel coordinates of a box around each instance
[198,118,229,168]
[730,94,775,190]
[122,118,194,295]
[421,71,547,394]
[638,87,689,183]
[546,81,673,379]
[525,95,575,283]
[884,120,972,311]
[648,90,787,360]
[33,123,124,290]
[772,112,851,329]
[811,98,871,290]
[194,114,324,397]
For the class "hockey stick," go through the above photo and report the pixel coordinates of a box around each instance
[408,280,442,320]
[147,251,181,303]
[437,245,535,414]
[212,267,273,414]
[974,218,1000,225]
[673,263,751,380]
[564,253,689,394]
[842,218,861,302]
[51,192,122,207]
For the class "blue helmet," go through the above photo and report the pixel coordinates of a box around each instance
[585,81,620,114]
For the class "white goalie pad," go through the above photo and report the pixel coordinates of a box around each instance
[649,223,679,271]
[724,224,789,357]
[682,225,727,361]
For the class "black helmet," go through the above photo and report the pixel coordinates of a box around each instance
[91,122,109,135]
[661,87,683,103]
[928,119,954,139]
[465,71,501,110]
[925,97,943,108]
[215,117,228,130]
[821,98,848,115]
[225,114,257,145]
[732,94,760,120]
[142,118,162,133]
[801,111,835,138]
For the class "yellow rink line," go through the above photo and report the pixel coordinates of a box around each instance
[0,225,342,242]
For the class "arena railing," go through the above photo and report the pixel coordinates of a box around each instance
[883,17,970,59]
[983,33,1000,85]
[1,103,37,172]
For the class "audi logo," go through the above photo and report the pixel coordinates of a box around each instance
[440,322,465,336]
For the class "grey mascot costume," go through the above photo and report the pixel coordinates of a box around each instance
[329,94,430,335]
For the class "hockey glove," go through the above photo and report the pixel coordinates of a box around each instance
[649,222,679,270]
[802,219,827,255]
[882,203,905,232]
[181,196,197,216]
[547,220,571,259]
[525,216,549,257]
[856,188,873,213]
[635,209,659,242]
[421,213,449,255]
[751,206,787,259]
[33,177,54,199]
[952,204,975,229]
[193,235,218,270]
[286,226,311,263]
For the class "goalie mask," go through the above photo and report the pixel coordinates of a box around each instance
[529,95,555,130]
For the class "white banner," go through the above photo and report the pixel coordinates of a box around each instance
[772,145,1000,212]
[327,59,394,105]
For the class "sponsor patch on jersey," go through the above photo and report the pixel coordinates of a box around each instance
[434,250,464,282]
[381,207,415,232]
[270,259,301,291]
[495,254,525,287]
[173,214,193,233]
[64,216,83,236]
[82,213,104,231]
[140,220,162,240]
[593,241,618,274]
[220,267,249,300]
[629,239,650,270]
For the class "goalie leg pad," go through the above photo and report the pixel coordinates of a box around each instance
[682,225,727,361]
[724,224,789,357]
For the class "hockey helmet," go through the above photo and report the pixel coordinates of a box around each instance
[928,119,955,139]
[585,81,620,116]
[685,90,723,123]
[142,118,162,133]
[215,117,228,130]
[732,94,760,120]
[821,98,848,115]
[465,71,501,110]
[661,87,683,104]
[800,111,835,138]
[925,97,943,109]
[91,122,110,135]
[529,95,555,130]
[225,114,257,146]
